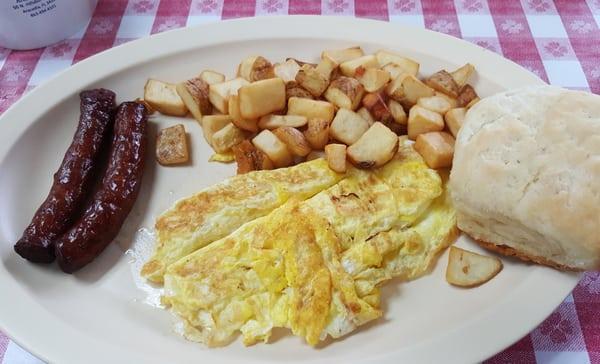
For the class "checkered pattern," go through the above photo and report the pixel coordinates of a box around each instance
[0,0,599,362]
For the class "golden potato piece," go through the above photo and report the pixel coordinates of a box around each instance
[228,94,258,132]
[232,139,273,174]
[400,74,436,106]
[274,59,301,83]
[287,97,335,122]
[362,92,393,123]
[339,55,378,77]
[211,123,246,154]
[258,114,307,129]
[239,78,286,119]
[381,63,408,81]
[201,115,232,146]
[156,124,189,165]
[238,56,275,82]
[176,77,211,122]
[450,63,475,88]
[303,118,330,150]
[325,143,347,173]
[324,76,365,111]
[446,246,503,288]
[209,77,249,114]
[375,50,419,76]
[285,81,314,100]
[347,122,398,168]
[407,105,444,140]
[324,76,365,110]
[199,70,225,85]
[321,46,364,64]
[252,129,293,168]
[388,99,407,125]
[144,79,188,116]
[329,108,369,145]
[434,91,459,108]
[425,70,459,98]
[444,107,466,138]
[417,95,453,114]
[357,68,390,93]
[272,126,312,157]
[457,84,479,107]
[357,107,375,126]
[414,131,455,169]
[295,64,330,97]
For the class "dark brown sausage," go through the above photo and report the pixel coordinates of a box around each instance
[55,102,148,273]
[14,89,116,263]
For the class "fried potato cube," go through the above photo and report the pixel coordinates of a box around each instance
[325,143,347,173]
[274,59,301,83]
[362,92,393,123]
[259,114,308,129]
[388,99,407,125]
[458,84,479,107]
[434,91,459,108]
[273,126,312,157]
[414,131,455,169]
[239,78,286,119]
[425,70,460,98]
[401,75,436,106]
[285,81,314,100]
[407,105,444,140]
[450,63,475,88]
[232,139,273,174]
[156,124,189,165]
[417,95,453,114]
[144,79,188,116]
[176,77,211,122]
[228,94,258,132]
[375,50,419,76]
[238,56,275,82]
[287,97,335,122]
[303,118,330,150]
[199,70,226,85]
[357,107,375,126]
[324,76,365,110]
[315,56,338,78]
[340,55,379,77]
[322,46,364,64]
[445,107,466,138]
[209,77,250,114]
[211,123,246,153]
[252,129,293,167]
[446,246,503,288]
[306,150,326,161]
[385,73,409,101]
[329,109,370,145]
[201,115,232,145]
[381,63,408,81]
[347,122,398,168]
[357,68,390,93]
[296,64,330,97]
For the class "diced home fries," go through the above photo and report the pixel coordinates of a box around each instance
[144,49,479,173]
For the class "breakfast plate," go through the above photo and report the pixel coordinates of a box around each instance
[0,16,580,364]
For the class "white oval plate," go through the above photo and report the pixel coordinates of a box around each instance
[0,16,579,364]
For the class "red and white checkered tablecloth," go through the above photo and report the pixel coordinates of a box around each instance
[1,0,599,363]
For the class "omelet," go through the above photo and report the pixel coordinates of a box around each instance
[161,143,457,347]
[142,158,344,283]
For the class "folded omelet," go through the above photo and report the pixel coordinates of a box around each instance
[142,159,344,283]
[161,143,457,347]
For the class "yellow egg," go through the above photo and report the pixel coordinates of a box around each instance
[159,143,458,347]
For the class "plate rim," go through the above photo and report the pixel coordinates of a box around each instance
[0,15,580,364]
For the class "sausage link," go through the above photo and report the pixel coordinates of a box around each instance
[55,102,148,273]
[14,89,116,263]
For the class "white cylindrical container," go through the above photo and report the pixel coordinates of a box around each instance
[0,0,98,50]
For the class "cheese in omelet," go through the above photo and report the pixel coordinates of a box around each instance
[142,158,344,283]
[161,143,457,347]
